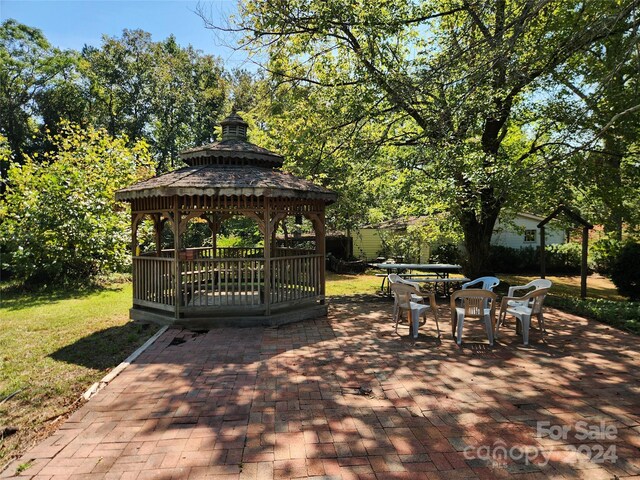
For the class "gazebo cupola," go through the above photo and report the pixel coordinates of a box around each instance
[116,113,336,327]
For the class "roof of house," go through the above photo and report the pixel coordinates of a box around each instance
[359,216,426,230]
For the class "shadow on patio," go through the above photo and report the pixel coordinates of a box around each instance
[11,294,640,479]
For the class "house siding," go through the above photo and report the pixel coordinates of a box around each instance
[353,213,566,261]
[353,229,384,260]
[492,216,565,249]
[353,229,430,261]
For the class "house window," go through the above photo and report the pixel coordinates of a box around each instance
[524,229,536,242]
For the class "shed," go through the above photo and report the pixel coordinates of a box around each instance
[116,113,336,327]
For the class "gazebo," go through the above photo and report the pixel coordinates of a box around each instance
[116,113,336,327]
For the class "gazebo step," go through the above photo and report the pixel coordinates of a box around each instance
[129,303,328,328]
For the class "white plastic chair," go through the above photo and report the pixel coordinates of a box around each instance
[388,273,422,292]
[450,289,496,346]
[497,288,550,345]
[461,276,499,310]
[390,282,440,339]
[506,279,552,307]
[462,276,500,291]
[388,274,424,320]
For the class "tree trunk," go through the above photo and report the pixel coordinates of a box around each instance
[458,200,501,278]
[601,135,624,241]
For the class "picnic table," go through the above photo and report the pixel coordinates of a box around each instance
[371,263,468,297]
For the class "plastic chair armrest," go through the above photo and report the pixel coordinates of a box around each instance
[507,285,530,297]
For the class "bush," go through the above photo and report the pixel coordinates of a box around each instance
[545,242,582,274]
[610,242,640,300]
[489,244,581,274]
[429,243,462,264]
[489,245,538,273]
[590,236,622,274]
[0,123,153,285]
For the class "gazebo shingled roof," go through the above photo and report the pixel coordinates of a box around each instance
[115,165,336,202]
[117,112,335,203]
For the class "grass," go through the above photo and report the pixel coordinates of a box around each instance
[496,273,624,301]
[326,271,382,296]
[0,283,161,468]
[0,270,633,469]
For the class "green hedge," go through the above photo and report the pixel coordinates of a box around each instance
[489,244,582,274]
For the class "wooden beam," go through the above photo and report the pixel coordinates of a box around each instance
[173,196,181,319]
[581,226,589,299]
[154,214,162,256]
[540,226,546,279]
[263,197,271,315]
[538,205,593,229]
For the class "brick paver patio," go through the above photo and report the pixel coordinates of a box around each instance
[3,296,639,479]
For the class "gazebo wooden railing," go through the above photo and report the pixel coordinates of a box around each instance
[132,247,323,316]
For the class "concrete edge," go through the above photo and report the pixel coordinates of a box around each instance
[83,325,169,401]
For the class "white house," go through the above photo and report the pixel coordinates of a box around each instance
[352,213,566,261]
[491,212,565,249]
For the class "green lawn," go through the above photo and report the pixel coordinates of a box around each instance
[0,271,632,468]
[497,273,624,301]
[0,284,161,468]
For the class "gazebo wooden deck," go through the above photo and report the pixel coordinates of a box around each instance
[116,113,336,327]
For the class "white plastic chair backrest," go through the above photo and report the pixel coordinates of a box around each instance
[451,289,497,318]
[530,288,549,314]
[388,273,421,291]
[507,278,552,297]
[462,276,500,291]
[390,282,420,309]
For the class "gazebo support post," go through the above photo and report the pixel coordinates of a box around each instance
[154,214,162,256]
[173,197,181,319]
[317,212,326,300]
[131,213,138,257]
[581,226,588,299]
[263,198,271,315]
[540,226,546,279]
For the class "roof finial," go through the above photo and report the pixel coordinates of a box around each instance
[220,111,248,141]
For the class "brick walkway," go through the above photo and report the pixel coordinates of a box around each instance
[3,296,639,479]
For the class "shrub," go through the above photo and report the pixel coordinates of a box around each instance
[0,123,153,285]
[545,242,582,274]
[547,296,640,334]
[488,244,581,274]
[610,242,640,300]
[429,243,462,265]
[589,236,622,274]
[489,245,538,273]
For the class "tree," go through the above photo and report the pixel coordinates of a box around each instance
[0,123,153,284]
[149,36,227,170]
[82,30,156,141]
[204,0,640,276]
[549,19,640,239]
[0,19,80,164]
[83,30,227,171]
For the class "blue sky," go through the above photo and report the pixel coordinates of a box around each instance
[1,0,253,68]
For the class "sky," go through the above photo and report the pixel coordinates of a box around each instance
[0,0,254,68]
